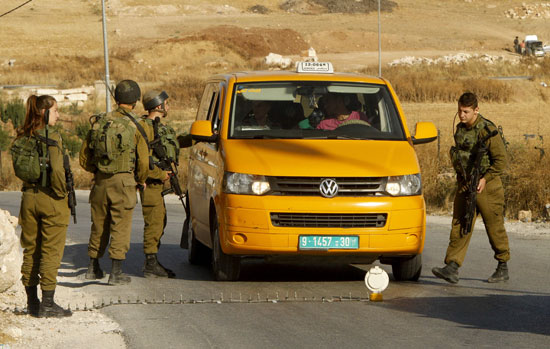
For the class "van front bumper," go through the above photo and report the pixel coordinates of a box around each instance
[218,194,426,257]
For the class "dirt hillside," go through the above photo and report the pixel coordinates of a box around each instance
[1,0,549,80]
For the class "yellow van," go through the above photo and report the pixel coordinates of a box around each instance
[182,62,437,281]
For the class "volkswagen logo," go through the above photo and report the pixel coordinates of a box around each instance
[319,178,338,198]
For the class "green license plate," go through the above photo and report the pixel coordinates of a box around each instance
[299,235,359,250]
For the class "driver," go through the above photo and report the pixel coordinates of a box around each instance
[316,93,369,130]
[241,100,275,128]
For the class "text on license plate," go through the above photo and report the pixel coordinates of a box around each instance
[299,235,359,250]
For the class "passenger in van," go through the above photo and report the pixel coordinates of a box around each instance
[299,96,326,129]
[270,101,304,129]
[316,93,369,130]
[240,100,274,128]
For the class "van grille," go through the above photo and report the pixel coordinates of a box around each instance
[269,176,386,196]
[270,213,387,228]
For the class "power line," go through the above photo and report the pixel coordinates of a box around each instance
[0,0,33,18]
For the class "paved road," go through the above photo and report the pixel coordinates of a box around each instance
[1,191,549,348]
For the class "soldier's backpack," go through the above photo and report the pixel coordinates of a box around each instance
[10,133,55,183]
[88,113,137,174]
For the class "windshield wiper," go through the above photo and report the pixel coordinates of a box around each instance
[238,135,305,139]
[326,135,365,140]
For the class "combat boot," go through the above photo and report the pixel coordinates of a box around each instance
[432,261,459,284]
[85,258,104,280]
[108,259,131,285]
[38,290,72,318]
[488,262,509,283]
[25,285,40,317]
[143,254,176,278]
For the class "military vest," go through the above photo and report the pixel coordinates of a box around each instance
[145,117,179,165]
[450,116,493,180]
[88,112,137,174]
[10,129,59,186]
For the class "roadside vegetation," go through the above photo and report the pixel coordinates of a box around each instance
[1,44,549,219]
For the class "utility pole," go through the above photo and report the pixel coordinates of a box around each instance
[378,0,382,77]
[101,0,112,112]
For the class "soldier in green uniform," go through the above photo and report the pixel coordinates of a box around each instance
[13,95,72,317]
[80,80,149,285]
[432,92,510,284]
[138,90,177,278]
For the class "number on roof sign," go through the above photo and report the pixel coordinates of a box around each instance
[296,61,334,74]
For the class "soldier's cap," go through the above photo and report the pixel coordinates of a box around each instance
[143,90,169,111]
[114,80,141,104]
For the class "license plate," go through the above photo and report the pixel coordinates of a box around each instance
[299,235,359,250]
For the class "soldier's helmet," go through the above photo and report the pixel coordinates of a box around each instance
[114,80,141,104]
[142,90,169,111]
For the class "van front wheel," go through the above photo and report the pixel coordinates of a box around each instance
[188,220,210,265]
[211,218,241,281]
[391,254,422,281]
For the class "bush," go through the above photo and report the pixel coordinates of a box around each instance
[1,98,26,129]
[75,118,91,140]
[61,134,82,158]
[418,140,550,220]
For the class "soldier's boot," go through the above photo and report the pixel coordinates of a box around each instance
[38,290,72,318]
[25,285,40,317]
[85,258,104,280]
[143,254,176,278]
[108,259,131,285]
[488,262,509,283]
[432,261,460,284]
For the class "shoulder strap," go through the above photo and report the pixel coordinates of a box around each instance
[120,109,150,148]
[34,133,59,147]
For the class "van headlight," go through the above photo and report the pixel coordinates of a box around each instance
[385,174,422,196]
[223,172,271,195]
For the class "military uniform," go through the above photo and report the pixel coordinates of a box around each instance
[79,106,149,262]
[19,130,69,292]
[444,115,510,267]
[138,117,168,255]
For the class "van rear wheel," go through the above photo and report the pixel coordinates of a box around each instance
[211,218,241,281]
[391,254,422,281]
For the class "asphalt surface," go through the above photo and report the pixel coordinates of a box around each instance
[1,191,549,348]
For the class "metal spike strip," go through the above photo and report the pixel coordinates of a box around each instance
[1,291,371,314]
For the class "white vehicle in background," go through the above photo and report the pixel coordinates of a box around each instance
[525,35,545,57]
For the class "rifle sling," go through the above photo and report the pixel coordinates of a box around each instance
[120,109,150,149]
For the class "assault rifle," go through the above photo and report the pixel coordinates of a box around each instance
[40,109,51,187]
[63,154,77,224]
[150,117,187,211]
[459,129,499,236]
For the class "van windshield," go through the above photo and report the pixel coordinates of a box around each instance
[229,81,406,140]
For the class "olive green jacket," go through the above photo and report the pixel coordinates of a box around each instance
[139,117,167,181]
[454,115,507,184]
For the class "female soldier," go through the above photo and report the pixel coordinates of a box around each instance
[16,95,71,317]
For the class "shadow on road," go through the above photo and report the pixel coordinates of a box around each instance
[58,242,368,283]
[383,293,550,336]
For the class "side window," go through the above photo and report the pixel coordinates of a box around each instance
[209,84,226,133]
[196,84,216,121]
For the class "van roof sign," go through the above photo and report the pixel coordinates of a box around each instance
[296,61,334,74]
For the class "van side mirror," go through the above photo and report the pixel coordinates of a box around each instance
[412,122,438,145]
[190,120,218,143]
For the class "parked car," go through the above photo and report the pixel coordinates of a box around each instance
[181,61,438,281]
[525,35,545,57]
